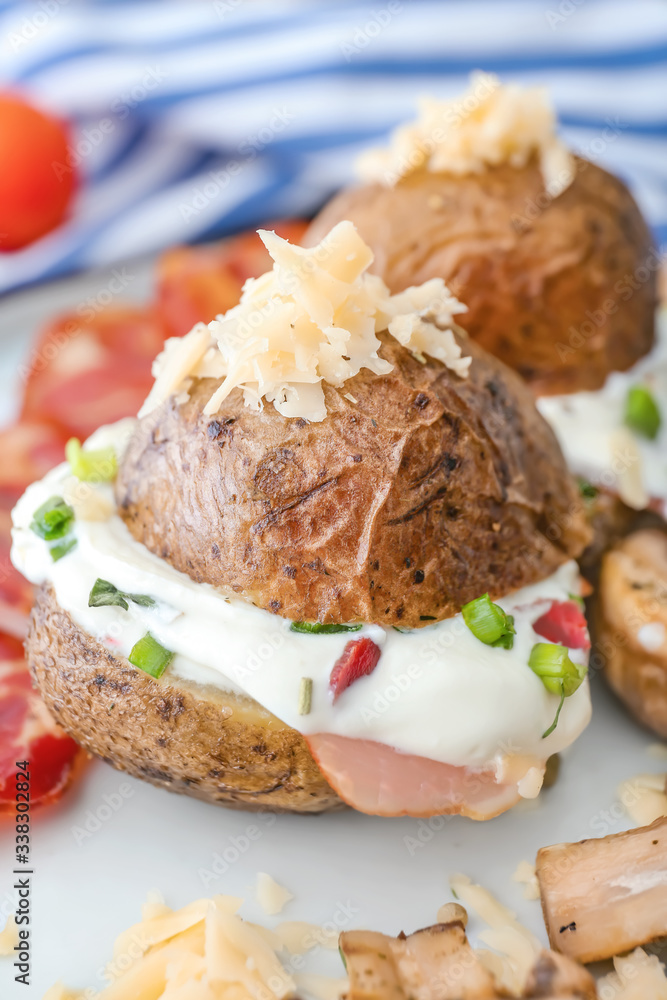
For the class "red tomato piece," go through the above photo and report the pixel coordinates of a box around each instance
[533,600,590,650]
[21,307,169,439]
[0,93,77,251]
[0,639,83,809]
[0,419,68,506]
[156,220,308,338]
[329,637,381,702]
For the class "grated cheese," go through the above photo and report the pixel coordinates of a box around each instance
[511,861,540,901]
[255,874,294,917]
[617,772,667,827]
[140,222,470,423]
[0,915,18,955]
[45,891,348,1000]
[356,72,574,194]
[449,874,541,996]
[597,947,667,999]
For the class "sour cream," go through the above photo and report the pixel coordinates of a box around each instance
[537,308,667,516]
[11,421,591,776]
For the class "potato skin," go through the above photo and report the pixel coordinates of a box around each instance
[595,529,667,738]
[307,158,656,394]
[116,332,590,628]
[27,584,342,813]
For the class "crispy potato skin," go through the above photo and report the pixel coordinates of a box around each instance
[27,584,342,813]
[116,333,590,627]
[596,528,667,738]
[307,158,656,394]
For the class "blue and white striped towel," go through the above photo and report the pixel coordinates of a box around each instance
[1,0,666,294]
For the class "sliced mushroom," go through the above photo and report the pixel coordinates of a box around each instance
[596,528,667,738]
[340,922,498,1000]
[536,816,667,963]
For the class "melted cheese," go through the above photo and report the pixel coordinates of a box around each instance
[357,73,574,194]
[140,222,470,423]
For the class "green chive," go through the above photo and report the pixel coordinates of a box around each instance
[50,537,77,562]
[66,437,118,482]
[568,592,585,611]
[30,496,75,541]
[577,479,598,501]
[128,632,173,679]
[88,578,155,611]
[297,677,313,715]
[528,643,587,738]
[542,686,566,739]
[624,384,661,440]
[461,593,516,649]
[528,642,587,697]
[290,622,362,634]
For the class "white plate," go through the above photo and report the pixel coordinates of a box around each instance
[0,265,664,999]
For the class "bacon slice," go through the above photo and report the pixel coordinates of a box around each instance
[156,221,308,338]
[306,733,521,819]
[0,632,84,809]
[533,600,590,650]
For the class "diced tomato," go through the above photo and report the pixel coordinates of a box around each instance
[21,307,169,439]
[306,734,521,819]
[0,93,77,251]
[156,220,308,338]
[0,419,68,507]
[533,600,590,650]
[329,638,381,702]
[0,637,84,809]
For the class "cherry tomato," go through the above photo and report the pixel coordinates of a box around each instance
[0,93,77,251]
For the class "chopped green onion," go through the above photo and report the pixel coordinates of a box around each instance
[461,593,516,649]
[528,642,587,696]
[577,479,598,501]
[290,622,362,634]
[66,437,118,482]
[568,592,585,611]
[50,537,77,562]
[297,677,313,715]
[128,632,173,679]
[88,578,155,611]
[30,496,74,541]
[393,625,411,633]
[542,687,566,739]
[528,643,587,738]
[624,384,661,440]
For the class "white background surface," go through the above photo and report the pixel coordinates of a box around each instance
[0,265,664,998]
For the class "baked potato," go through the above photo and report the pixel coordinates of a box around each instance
[595,528,667,737]
[116,331,590,629]
[306,158,657,395]
[27,583,342,812]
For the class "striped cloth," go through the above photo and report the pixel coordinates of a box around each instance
[1,0,666,294]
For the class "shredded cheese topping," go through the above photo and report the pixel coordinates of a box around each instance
[597,947,667,999]
[617,772,667,827]
[255,874,294,917]
[140,221,470,423]
[357,72,574,195]
[45,891,347,1000]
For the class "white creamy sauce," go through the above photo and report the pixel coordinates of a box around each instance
[11,421,591,775]
[537,308,667,515]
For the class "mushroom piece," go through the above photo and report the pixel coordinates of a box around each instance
[536,816,667,963]
[339,921,596,1000]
